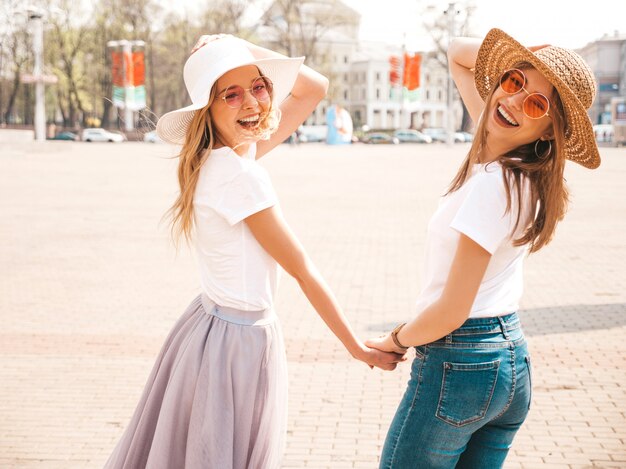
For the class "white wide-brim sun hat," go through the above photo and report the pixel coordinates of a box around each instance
[156,36,304,145]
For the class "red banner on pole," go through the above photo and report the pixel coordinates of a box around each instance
[111,51,124,87]
[403,53,421,91]
[389,55,402,86]
[132,51,145,86]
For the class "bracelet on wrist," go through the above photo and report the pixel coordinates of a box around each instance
[391,322,409,350]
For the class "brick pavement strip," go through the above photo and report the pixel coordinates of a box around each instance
[0,141,625,468]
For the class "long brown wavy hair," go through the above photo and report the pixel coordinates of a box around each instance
[166,74,280,247]
[447,62,568,254]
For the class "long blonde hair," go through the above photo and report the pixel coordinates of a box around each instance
[166,76,280,246]
[447,63,569,253]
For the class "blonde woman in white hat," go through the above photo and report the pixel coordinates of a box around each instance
[365,28,600,468]
[104,35,404,469]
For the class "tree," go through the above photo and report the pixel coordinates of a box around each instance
[421,2,476,132]
[149,14,198,119]
[261,0,359,102]
[198,0,257,39]
[0,1,31,124]
[262,0,356,62]
[46,0,92,128]
[91,0,161,128]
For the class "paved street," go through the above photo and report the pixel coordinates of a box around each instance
[0,140,625,469]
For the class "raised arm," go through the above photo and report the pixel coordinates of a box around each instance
[447,37,484,125]
[245,206,406,371]
[247,43,329,158]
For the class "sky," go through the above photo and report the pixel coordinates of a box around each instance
[341,0,626,51]
[174,0,626,52]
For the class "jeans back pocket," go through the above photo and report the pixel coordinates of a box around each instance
[435,360,500,427]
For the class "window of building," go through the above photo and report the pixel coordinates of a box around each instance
[426,90,430,100]
[376,72,381,82]
[344,56,348,64]
[376,88,380,99]
[438,90,442,101]
[344,90,348,100]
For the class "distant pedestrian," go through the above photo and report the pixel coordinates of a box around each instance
[103,34,403,469]
[366,28,600,468]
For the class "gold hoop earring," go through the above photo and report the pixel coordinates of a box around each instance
[534,139,552,159]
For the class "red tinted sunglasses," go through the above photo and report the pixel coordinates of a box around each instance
[499,69,551,119]
[218,76,273,108]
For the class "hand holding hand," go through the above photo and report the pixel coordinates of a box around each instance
[365,333,408,355]
[356,343,407,371]
[191,34,233,55]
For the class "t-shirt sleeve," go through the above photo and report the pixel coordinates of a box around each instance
[450,172,516,255]
[212,164,278,225]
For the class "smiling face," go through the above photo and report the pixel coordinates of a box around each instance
[484,66,555,158]
[209,65,272,153]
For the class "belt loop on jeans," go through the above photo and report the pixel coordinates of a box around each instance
[497,316,511,340]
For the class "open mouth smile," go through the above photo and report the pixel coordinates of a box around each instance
[237,114,260,129]
[495,105,519,127]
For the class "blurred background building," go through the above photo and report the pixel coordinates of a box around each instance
[578,31,626,124]
[0,0,623,142]
[259,0,460,131]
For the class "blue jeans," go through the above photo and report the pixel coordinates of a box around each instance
[380,313,532,469]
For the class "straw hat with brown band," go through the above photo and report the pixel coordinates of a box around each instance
[474,28,600,169]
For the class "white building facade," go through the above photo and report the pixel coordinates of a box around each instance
[578,33,626,124]
[303,40,460,131]
[261,0,462,131]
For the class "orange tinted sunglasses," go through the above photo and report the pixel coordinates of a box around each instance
[499,69,551,119]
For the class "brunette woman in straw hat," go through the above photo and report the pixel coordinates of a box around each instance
[104,34,404,469]
[365,28,600,468]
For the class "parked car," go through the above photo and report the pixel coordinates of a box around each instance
[422,127,465,143]
[81,128,125,142]
[393,129,432,144]
[48,131,78,141]
[143,130,162,143]
[298,124,327,143]
[421,127,448,143]
[456,131,474,143]
[363,132,399,144]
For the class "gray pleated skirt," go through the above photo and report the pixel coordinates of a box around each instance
[104,294,288,469]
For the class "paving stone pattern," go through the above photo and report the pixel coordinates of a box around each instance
[0,141,624,468]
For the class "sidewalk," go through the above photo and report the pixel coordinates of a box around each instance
[0,141,624,468]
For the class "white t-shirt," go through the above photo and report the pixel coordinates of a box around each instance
[415,162,533,318]
[193,144,279,311]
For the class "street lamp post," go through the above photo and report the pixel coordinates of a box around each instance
[30,9,45,141]
[445,2,458,146]
[23,7,59,142]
